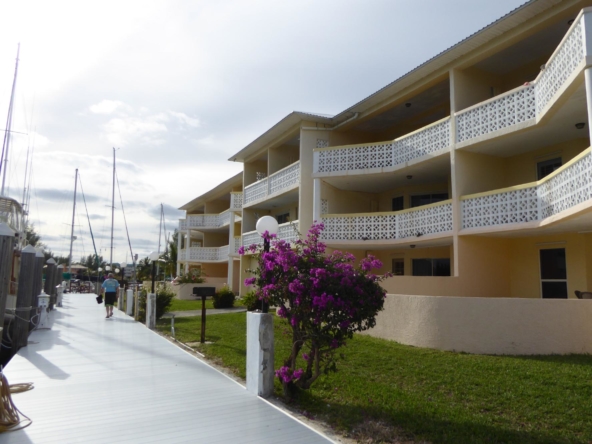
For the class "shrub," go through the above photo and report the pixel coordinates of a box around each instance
[174,269,205,284]
[138,284,175,322]
[240,290,261,311]
[241,223,390,396]
[213,286,235,309]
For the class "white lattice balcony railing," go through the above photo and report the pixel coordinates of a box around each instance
[320,202,453,241]
[230,192,243,211]
[179,210,232,230]
[461,149,592,229]
[179,248,187,261]
[242,221,300,249]
[187,245,229,262]
[456,84,536,143]
[457,13,585,144]
[313,118,451,175]
[244,161,300,205]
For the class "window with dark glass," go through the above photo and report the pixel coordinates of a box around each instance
[391,259,404,276]
[412,258,451,276]
[410,193,448,208]
[276,213,290,224]
[537,157,562,180]
[391,196,404,211]
[539,248,567,298]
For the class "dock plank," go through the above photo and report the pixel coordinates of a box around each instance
[0,294,333,444]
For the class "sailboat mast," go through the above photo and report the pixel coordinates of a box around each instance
[110,148,116,269]
[68,169,78,275]
[156,203,163,278]
[1,44,20,196]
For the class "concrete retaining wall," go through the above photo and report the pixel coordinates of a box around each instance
[363,294,592,355]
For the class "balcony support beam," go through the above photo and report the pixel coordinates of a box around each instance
[585,67,592,143]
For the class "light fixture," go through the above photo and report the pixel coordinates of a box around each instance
[407,175,413,180]
[575,122,586,129]
[405,102,411,108]
[256,216,279,238]
[105,265,111,272]
[410,245,416,249]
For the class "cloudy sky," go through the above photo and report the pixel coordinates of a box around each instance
[0,0,527,265]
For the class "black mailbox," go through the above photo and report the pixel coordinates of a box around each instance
[193,287,216,297]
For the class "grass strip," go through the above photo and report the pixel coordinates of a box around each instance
[156,313,592,443]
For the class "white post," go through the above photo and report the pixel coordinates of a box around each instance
[126,289,133,315]
[118,288,125,311]
[146,293,156,329]
[312,178,321,223]
[246,312,274,398]
[227,212,235,290]
[176,227,183,276]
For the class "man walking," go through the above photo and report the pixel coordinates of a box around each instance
[101,273,120,318]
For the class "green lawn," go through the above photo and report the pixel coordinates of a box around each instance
[156,313,592,443]
[168,299,215,311]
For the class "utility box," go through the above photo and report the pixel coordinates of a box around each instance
[37,291,51,329]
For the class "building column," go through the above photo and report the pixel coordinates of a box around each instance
[584,67,592,143]
[176,227,183,276]
[227,212,235,291]
[312,178,321,223]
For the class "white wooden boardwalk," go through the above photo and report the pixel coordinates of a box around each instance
[1,294,334,444]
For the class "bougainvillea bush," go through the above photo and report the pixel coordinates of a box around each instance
[240,223,390,396]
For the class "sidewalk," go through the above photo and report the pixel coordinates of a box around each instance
[1,294,334,444]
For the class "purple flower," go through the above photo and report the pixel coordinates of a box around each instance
[238,246,245,255]
[244,277,256,286]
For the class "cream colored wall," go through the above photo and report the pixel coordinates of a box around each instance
[202,262,228,280]
[244,160,268,186]
[499,56,546,92]
[270,144,299,173]
[322,182,378,214]
[503,139,588,186]
[508,233,589,299]
[270,204,297,223]
[242,208,270,233]
[232,260,241,294]
[365,294,592,355]
[452,67,501,111]
[455,150,506,196]
[203,232,228,248]
[204,199,228,214]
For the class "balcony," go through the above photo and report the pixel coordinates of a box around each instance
[242,221,300,249]
[320,201,453,242]
[314,117,451,175]
[233,236,241,255]
[185,245,230,263]
[457,13,583,145]
[313,13,587,175]
[179,209,232,231]
[244,161,300,206]
[461,149,592,230]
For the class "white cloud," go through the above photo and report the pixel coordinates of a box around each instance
[168,111,200,128]
[195,135,215,146]
[103,116,168,147]
[89,100,130,115]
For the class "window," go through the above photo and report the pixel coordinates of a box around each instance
[391,259,404,276]
[412,258,451,276]
[537,157,562,180]
[539,248,567,298]
[410,193,448,208]
[276,213,290,224]
[391,196,404,211]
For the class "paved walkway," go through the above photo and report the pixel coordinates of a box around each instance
[1,294,334,444]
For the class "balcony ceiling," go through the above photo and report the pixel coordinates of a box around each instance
[325,236,453,251]
[473,16,572,76]
[350,79,450,133]
[462,79,588,157]
[321,151,451,194]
